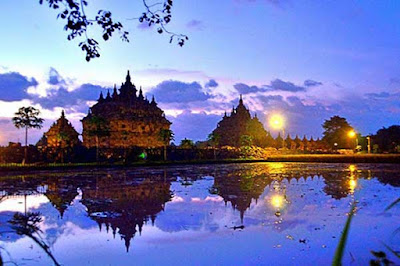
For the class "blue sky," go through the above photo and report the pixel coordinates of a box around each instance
[0,0,400,144]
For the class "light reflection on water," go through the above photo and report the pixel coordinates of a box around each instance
[0,162,399,265]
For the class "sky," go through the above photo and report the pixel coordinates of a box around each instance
[0,0,400,144]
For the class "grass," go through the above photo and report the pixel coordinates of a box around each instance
[332,202,357,266]
[333,197,400,265]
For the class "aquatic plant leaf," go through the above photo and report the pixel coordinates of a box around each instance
[385,197,400,212]
[332,203,356,266]
[384,243,400,259]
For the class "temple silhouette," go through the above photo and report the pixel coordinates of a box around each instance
[212,95,272,147]
[81,71,171,149]
[38,110,80,148]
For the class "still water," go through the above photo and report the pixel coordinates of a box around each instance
[0,163,399,265]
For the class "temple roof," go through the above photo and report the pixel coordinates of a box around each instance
[83,70,170,125]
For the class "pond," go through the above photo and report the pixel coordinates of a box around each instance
[0,163,399,265]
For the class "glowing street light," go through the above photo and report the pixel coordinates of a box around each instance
[347,130,359,152]
[269,114,286,148]
[269,114,285,130]
[348,130,356,138]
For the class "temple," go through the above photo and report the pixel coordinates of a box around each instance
[211,95,271,147]
[81,71,171,148]
[38,110,80,148]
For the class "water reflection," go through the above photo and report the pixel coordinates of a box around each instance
[0,163,399,265]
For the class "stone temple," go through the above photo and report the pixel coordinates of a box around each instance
[211,95,271,147]
[38,110,80,148]
[81,71,171,148]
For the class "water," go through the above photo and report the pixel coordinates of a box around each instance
[0,163,399,265]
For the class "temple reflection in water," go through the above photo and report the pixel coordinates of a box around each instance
[0,163,399,258]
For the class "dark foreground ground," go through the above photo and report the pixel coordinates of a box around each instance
[0,154,399,173]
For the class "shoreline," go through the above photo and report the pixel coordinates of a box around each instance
[0,154,399,173]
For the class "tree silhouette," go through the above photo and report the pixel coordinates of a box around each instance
[12,106,44,164]
[158,129,174,161]
[9,212,60,266]
[207,132,220,160]
[179,138,195,149]
[38,0,188,61]
[374,125,400,153]
[322,115,354,149]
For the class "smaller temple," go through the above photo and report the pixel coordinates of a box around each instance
[40,110,80,148]
[211,95,271,147]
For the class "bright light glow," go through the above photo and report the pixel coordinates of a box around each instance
[348,130,356,138]
[270,194,285,208]
[349,179,357,193]
[269,114,285,130]
[349,164,356,172]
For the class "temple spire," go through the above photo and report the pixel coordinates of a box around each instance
[112,84,118,98]
[126,70,131,83]
[61,110,65,118]
[138,86,144,100]
[106,89,111,100]
[98,91,104,102]
[151,95,156,105]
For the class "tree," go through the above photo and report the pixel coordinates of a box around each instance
[240,135,253,147]
[158,128,174,161]
[322,116,354,149]
[12,106,44,164]
[87,115,110,161]
[180,138,195,149]
[38,0,188,61]
[374,125,400,153]
[9,212,60,265]
[207,132,221,160]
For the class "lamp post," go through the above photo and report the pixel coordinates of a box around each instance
[269,114,285,149]
[348,130,358,152]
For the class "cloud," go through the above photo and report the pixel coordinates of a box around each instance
[169,111,221,143]
[48,67,66,85]
[234,79,307,94]
[365,91,391,99]
[304,79,322,87]
[186,20,205,31]
[234,83,265,94]
[267,79,306,92]
[0,72,38,101]
[33,83,111,111]
[148,80,212,103]
[205,79,219,88]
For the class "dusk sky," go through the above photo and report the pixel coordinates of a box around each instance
[1,0,400,144]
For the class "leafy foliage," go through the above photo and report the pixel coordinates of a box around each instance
[240,135,253,147]
[12,106,44,130]
[207,132,221,147]
[322,115,354,149]
[9,212,60,265]
[38,0,187,61]
[370,250,393,265]
[180,138,195,149]
[373,125,400,153]
[158,128,174,145]
[137,0,188,47]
